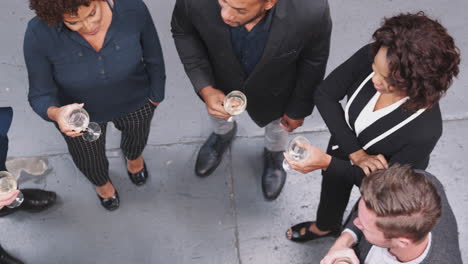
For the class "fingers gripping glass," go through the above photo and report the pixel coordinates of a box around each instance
[67,108,102,142]
[0,171,24,208]
[223,91,247,122]
[282,136,310,175]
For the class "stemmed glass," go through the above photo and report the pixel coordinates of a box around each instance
[282,136,311,174]
[0,171,24,208]
[223,90,247,122]
[67,108,102,142]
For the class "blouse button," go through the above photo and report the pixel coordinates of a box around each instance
[115,45,120,50]
[78,52,83,57]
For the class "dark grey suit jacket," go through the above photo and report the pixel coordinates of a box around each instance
[171,0,332,127]
[347,171,463,263]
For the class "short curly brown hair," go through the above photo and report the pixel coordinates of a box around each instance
[371,12,460,111]
[29,0,100,26]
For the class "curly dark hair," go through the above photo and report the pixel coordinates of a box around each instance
[371,12,460,111]
[29,0,101,26]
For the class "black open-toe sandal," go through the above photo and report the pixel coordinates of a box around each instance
[286,221,341,242]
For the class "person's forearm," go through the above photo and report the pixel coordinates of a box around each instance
[330,232,356,251]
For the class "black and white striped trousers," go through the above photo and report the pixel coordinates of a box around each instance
[60,102,156,186]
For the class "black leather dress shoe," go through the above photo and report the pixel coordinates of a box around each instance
[0,244,24,264]
[97,191,120,211]
[262,148,287,200]
[127,162,148,186]
[0,189,57,217]
[195,122,237,177]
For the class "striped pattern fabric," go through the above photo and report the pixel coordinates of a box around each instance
[61,102,156,186]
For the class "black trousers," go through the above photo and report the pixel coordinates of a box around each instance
[60,102,156,186]
[315,137,363,231]
[0,107,13,171]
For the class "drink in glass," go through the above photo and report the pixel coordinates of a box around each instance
[282,136,310,174]
[224,90,247,122]
[67,108,102,142]
[0,171,24,208]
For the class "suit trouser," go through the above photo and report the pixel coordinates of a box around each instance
[315,139,363,231]
[0,107,13,171]
[59,102,156,187]
[210,116,288,152]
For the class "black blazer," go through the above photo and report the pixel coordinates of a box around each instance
[349,171,463,264]
[171,0,332,127]
[315,45,442,185]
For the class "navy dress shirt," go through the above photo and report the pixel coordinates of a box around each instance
[24,0,165,122]
[230,9,274,76]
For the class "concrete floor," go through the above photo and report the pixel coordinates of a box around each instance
[1,0,467,263]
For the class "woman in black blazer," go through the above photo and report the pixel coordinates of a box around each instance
[284,12,460,242]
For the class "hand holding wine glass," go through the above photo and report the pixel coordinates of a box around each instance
[282,136,311,174]
[283,139,332,174]
[223,90,247,122]
[0,171,24,208]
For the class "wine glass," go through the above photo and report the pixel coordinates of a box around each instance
[67,108,102,142]
[282,136,311,174]
[0,171,24,208]
[223,90,247,122]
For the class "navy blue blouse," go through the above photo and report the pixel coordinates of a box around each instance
[24,0,165,122]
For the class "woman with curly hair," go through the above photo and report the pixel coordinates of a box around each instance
[24,0,165,211]
[284,12,460,242]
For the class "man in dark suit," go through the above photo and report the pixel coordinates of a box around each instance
[320,164,463,264]
[171,0,332,200]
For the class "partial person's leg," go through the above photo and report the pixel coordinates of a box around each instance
[194,115,236,177]
[0,107,13,171]
[60,123,119,210]
[286,138,350,241]
[262,119,288,200]
[112,102,155,185]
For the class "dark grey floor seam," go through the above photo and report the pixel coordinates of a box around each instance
[227,146,243,264]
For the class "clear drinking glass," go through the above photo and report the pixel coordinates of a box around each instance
[0,171,24,208]
[67,108,102,142]
[223,90,247,122]
[282,136,311,174]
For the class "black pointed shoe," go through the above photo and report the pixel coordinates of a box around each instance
[127,162,148,186]
[0,244,24,264]
[97,191,120,211]
[195,122,237,177]
[262,148,287,200]
[0,189,57,217]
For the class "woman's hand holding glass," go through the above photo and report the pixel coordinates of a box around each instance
[283,140,332,174]
[47,103,101,141]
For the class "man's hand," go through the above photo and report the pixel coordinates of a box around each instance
[283,143,332,174]
[349,149,388,176]
[280,114,304,132]
[148,99,160,107]
[47,103,85,137]
[321,232,360,264]
[0,190,20,210]
[198,86,230,119]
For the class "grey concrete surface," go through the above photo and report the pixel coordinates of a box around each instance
[0,0,467,263]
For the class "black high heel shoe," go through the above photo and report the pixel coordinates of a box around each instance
[97,191,120,211]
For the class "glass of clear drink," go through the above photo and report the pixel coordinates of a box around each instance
[223,90,247,122]
[282,136,311,174]
[0,171,24,208]
[67,108,102,142]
